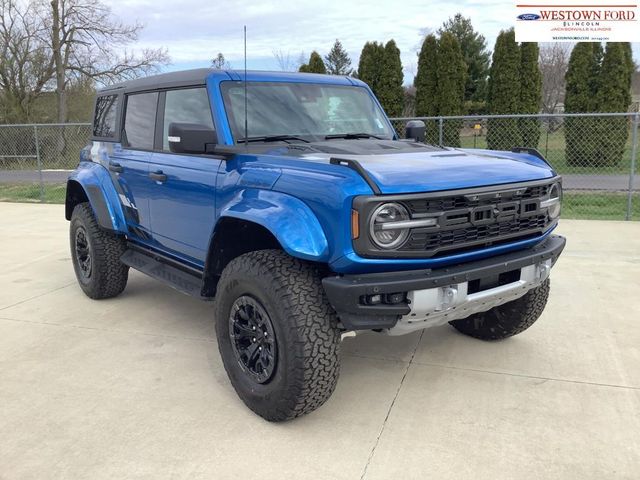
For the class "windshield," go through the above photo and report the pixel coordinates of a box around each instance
[220,81,394,142]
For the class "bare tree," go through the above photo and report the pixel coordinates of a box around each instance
[296,51,306,70]
[49,0,169,122]
[1,0,169,123]
[273,49,303,72]
[539,43,571,114]
[0,0,54,121]
[211,52,230,69]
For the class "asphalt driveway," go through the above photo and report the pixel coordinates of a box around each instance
[1,203,639,479]
[0,170,72,184]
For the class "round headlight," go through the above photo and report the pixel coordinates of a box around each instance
[547,183,562,219]
[369,202,410,249]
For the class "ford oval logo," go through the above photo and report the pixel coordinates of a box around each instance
[518,13,541,20]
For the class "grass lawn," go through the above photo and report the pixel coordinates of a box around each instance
[459,131,637,176]
[0,183,66,204]
[562,191,638,220]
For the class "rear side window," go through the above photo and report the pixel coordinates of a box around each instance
[124,92,158,149]
[93,95,118,139]
[162,88,214,151]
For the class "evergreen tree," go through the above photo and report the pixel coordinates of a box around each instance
[593,42,634,166]
[621,43,634,83]
[519,42,541,148]
[564,43,601,166]
[376,40,404,117]
[438,13,490,107]
[357,41,385,93]
[414,34,439,143]
[565,43,598,113]
[435,32,466,146]
[589,43,604,98]
[324,40,352,75]
[486,29,522,150]
[299,51,327,74]
[596,43,633,112]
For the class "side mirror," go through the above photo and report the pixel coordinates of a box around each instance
[168,123,217,154]
[405,120,426,142]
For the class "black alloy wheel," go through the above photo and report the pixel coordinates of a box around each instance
[228,295,278,384]
[74,225,92,279]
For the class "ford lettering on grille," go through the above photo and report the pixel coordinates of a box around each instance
[402,185,554,256]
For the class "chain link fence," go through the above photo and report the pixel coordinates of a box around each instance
[1,114,639,220]
[390,112,639,221]
[0,123,91,204]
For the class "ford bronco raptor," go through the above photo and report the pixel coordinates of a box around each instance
[66,69,565,421]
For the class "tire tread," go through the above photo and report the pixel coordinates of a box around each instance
[215,249,340,421]
[70,203,128,299]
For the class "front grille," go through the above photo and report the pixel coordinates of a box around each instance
[352,178,559,259]
[405,214,548,254]
[398,182,555,256]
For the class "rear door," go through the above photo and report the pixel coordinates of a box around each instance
[147,87,221,265]
[108,92,159,241]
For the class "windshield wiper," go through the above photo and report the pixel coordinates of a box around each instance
[237,135,310,144]
[324,133,385,140]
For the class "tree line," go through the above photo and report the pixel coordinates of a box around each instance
[294,14,634,166]
[0,0,168,124]
[2,3,636,167]
[565,43,634,166]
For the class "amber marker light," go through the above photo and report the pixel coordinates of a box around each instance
[351,209,360,239]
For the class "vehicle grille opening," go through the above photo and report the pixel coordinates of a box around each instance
[406,214,548,253]
[397,181,555,256]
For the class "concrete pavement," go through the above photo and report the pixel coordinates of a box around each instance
[1,203,639,480]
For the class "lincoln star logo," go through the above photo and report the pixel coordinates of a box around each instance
[518,13,541,20]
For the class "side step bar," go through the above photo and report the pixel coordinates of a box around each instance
[120,248,209,299]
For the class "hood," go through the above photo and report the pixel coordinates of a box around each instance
[275,140,555,194]
[329,150,554,194]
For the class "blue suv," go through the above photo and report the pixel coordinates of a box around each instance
[66,69,565,421]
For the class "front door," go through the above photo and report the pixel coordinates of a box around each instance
[147,87,221,265]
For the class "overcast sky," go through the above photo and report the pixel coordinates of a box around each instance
[111,0,640,83]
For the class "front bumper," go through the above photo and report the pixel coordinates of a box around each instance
[322,234,566,332]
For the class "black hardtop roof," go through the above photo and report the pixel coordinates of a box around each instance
[98,68,213,93]
[96,68,358,95]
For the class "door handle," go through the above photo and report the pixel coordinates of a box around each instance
[108,161,123,173]
[149,170,167,183]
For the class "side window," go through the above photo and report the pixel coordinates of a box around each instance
[124,92,158,150]
[93,95,118,139]
[162,88,214,151]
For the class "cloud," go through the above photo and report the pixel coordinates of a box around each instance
[109,0,639,82]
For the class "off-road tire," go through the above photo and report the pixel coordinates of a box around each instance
[70,202,128,299]
[214,249,341,422]
[449,279,550,340]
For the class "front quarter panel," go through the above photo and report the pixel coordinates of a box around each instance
[218,188,330,261]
